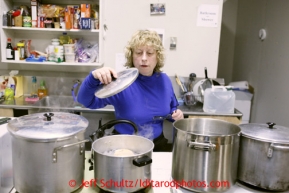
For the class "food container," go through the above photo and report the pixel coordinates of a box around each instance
[238,122,289,191]
[65,53,76,63]
[7,112,89,193]
[63,44,75,54]
[172,118,241,192]
[203,86,235,113]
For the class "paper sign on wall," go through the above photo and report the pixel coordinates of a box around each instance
[197,4,219,27]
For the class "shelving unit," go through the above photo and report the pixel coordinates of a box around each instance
[0,0,103,73]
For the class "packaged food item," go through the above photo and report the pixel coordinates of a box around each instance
[59,32,70,45]
[17,42,25,60]
[64,7,70,29]
[81,4,90,18]
[80,18,91,30]
[73,6,80,29]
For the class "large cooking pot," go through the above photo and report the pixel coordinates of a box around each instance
[7,112,89,193]
[238,122,289,191]
[92,134,154,192]
[172,118,241,192]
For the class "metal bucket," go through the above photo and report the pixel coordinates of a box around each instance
[172,118,241,192]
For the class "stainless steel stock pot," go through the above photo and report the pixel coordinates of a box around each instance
[238,122,289,191]
[172,118,241,192]
[92,135,154,192]
[7,112,89,193]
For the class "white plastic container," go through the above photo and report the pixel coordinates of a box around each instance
[63,44,75,54]
[65,53,75,63]
[203,86,235,113]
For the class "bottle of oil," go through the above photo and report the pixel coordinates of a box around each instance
[59,32,70,45]
[38,80,47,99]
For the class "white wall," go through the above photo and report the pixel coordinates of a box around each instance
[103,0,223,78]
[224,0,289,127]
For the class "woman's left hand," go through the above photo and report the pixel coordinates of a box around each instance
[172,109,184,121]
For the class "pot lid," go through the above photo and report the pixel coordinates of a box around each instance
[7,112,88,141]
[240,122,289,143]
[95,68,139,98]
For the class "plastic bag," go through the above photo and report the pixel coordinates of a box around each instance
[75,39,99,63]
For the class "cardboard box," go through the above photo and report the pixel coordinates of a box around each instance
[14,15,22,27]
[81,4,91,18]
[31,0,40,27]
[80,18,91,29]
[65,7,72,29]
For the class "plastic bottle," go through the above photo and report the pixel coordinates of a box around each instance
[3,11,7,26]
[31,76,37,97]
[22,10,32,27]
[4,71,18,100]
[38,80,47,99]
[59,32,70,45]
[6,38,14,60]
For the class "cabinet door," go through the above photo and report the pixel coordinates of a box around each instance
[102,0,223,77]
[0,108,13,117]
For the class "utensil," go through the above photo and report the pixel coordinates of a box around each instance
[175,74,185,92]
[153,114,172,120]
[198,67,213,97]
[188,73,196,92]
[238,122,289,191]
[183,91,196,106]
[95,68,139,98]
[172,118,241,192]
[0,117,11,125]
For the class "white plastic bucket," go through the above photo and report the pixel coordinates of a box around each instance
[65,53,75,63]
[63,44,75,54]
[203,86,235,113]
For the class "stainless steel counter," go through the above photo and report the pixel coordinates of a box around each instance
[0,95,242,118]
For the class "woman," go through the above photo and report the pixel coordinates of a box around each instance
[77,29,184,151]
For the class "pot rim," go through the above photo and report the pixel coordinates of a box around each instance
[241,133,289,144]
[7,112,88,142]
[173,118,241,137]
[92,135,154,157]
[240,122,289,143]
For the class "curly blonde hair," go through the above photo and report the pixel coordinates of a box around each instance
[124,30,165,73]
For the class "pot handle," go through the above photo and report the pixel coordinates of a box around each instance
[267,143,289,158]
[186,140,216,151]
[52,139,90,163]
[133,155,152,167]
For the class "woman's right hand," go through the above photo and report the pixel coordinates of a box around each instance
[92,67,118,84]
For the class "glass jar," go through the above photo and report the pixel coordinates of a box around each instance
[17,42,25,60]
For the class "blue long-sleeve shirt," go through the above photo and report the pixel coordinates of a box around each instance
[77,71,179,140]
